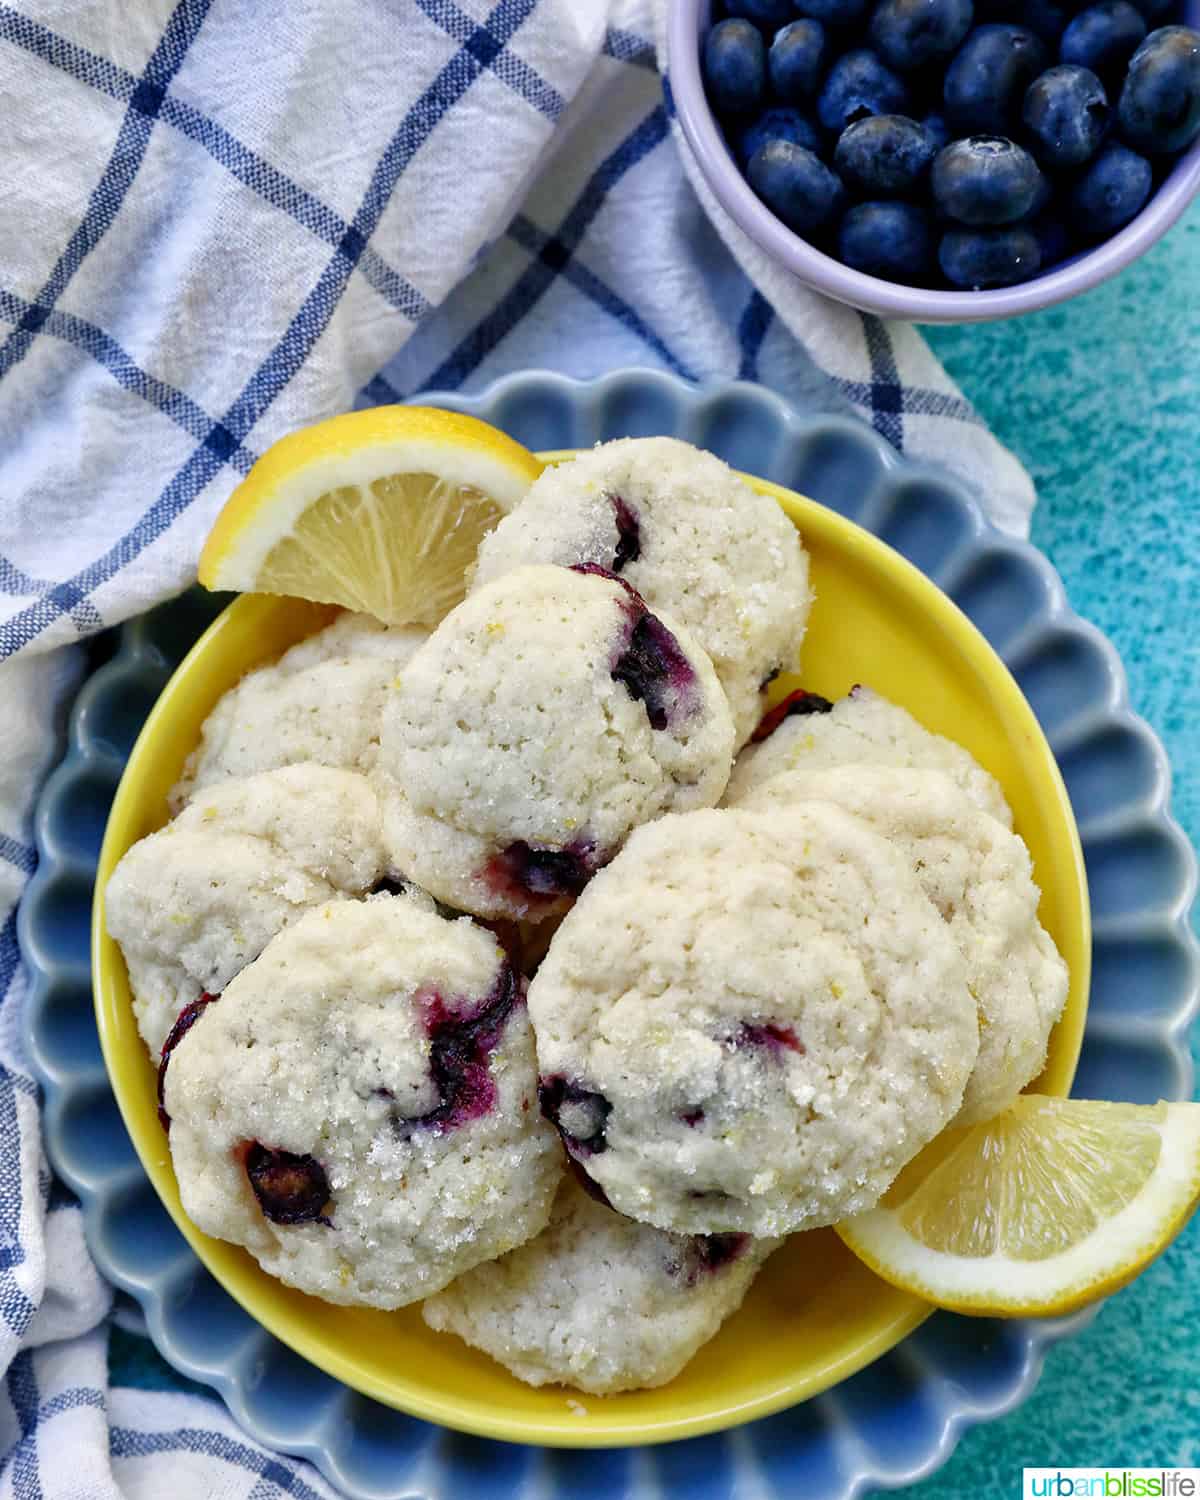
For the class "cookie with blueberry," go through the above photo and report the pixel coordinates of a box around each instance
[162,896,561,1308]
[423,1176,781,1394]
[725,683,1012,827]
[527,804,978,1237]
[734,765,1068,1125]
[106,764,395,1053]
[471,437,811,747]
[379,564,734,922]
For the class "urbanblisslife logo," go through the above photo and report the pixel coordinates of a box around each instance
[1025,1472,1200,1497]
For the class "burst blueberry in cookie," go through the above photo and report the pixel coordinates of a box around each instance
[751,688,834,743]
[156,991,218,1129]
[527,805,978,1236]
[398,962,521,1134]
[538,1075,612,1157]
[161,898,561,1308]
[244,1144,332,1226]
[472,438,811,746]
[610,496,641,571]
[379,564,733,922]
[422,1176,781,1394]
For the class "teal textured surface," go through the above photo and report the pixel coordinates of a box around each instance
[921,202,1200,1492]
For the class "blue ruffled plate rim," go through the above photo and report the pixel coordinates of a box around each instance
[20,370,1199,1500]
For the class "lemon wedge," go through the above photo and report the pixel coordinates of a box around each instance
[198,406,543,627]
[836,1096,1200,1316]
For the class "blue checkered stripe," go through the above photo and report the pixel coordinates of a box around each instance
[0,4,607,1486]
[0,1338,343,1498]
[0,1348,346,1497]
[0,5,1013,1489]
[0,0,988,667]
[0,0,572,660]
[366,32,980,440]
[111,1425,333,1498]
[0,829,39,1347]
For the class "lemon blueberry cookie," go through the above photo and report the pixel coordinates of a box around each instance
[273,610,430,672]
[471,437,811,746]
[726,684,1012,827]
[378,564,734,924]
[528,804,978,1237]
[735,766,1068,1124]
[160,896,562,1308]
[106,765,392,1054]
[169,614,428,809]
[422,1175,781,1394]
[171,763,388,891]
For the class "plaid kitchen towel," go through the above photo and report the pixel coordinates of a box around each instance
[0,0,1036,1493]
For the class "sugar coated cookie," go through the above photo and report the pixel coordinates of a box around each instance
[528,804,977,1236]
[162,896,562,1308]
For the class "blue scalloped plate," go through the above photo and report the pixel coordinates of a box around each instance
[21,370,1199,1499]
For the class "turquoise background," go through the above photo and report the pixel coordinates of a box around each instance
[108,203,1200,1492]
[919,200,1200,1492]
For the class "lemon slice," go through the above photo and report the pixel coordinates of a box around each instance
[198,406,543,627]
[836,1096,1200,1316]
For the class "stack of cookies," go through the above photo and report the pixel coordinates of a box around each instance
[107,436,1066,1395]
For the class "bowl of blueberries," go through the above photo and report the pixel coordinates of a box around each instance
[667,0,1200,318]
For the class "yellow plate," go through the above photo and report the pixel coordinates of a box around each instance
[92,460,1090,1448]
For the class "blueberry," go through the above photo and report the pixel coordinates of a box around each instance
[869,0,975,73]
[1060,2,1147,83]
[398,963,522,1135]
[747,139,848,233]
[1022,163,1055,217]
[735,1021,806,1054]
[939,225,1043,284]
[839,200,937,278]
[1023,65,1109,166]
[1013,0,1071,46]
[751,688,834,742]
[796,0,870,22]
[922,109,952,148]
[673,1233,752,1286]
[1027,210,1072,263]
[726,0,797,23]
[613,610,697,729]
[818,50,910,133]
[769,19,828,100]
[1123,0,1175,22]
[610,495,641,571]
[834,113,939,192]
[156,992,218,1130]
[944,25,1049,132]
[570,563,699,729]
[704,19,767,118]
[1069,140,1153,233]
[931,135,1043,222]
[538,1076,612,1157]
[736,105,822,164]
[1118,27,1200,154]
[244,1144,332,1226]
[486,838,597,905]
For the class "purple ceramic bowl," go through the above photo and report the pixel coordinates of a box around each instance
[668,0,1200,322]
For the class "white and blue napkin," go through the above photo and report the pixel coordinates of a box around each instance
[0,1,1034,1492]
